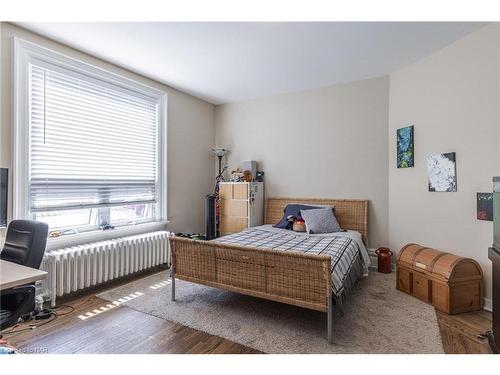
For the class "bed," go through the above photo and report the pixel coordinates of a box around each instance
[169,198,369,344]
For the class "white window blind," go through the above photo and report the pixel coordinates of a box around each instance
[29,63,159,212]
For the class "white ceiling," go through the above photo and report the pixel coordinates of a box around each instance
[18,22,485,104]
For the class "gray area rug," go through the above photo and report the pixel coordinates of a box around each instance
[98,271,444,353]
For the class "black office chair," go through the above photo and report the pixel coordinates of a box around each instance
[0,220,49,330]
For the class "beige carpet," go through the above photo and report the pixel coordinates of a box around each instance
[98,271,444,353]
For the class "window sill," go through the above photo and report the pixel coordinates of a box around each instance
[46,221,169,251]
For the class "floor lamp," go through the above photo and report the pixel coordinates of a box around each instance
[205,148,228,239]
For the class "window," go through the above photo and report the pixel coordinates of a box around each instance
[14,39,167,237]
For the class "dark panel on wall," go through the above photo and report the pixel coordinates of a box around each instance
[0,168,7,227]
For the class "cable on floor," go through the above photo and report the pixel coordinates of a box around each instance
[0,303,75,338]
[52,304,75,316]
[0,311,57,337]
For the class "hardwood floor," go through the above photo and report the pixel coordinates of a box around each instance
[3,294,260,354]
[0,271,494,354]
[436,309,493,354]
[2,267,260,354]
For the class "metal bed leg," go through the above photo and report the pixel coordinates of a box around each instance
[171,267,175,302]
[328,292,333,344]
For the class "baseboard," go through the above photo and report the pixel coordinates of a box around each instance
[484,298,492,312]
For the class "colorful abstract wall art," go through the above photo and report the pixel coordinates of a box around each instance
[426,152,457,192]
[397,125,414,168]
[477,192,493,221]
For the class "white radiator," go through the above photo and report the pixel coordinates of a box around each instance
[39,231,171,307]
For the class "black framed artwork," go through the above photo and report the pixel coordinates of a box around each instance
[477,192,493,221]
[0,168,7,227]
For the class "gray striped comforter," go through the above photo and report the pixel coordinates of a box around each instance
[213,225,370,298]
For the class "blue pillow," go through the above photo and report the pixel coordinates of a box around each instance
[300,207,342,234]
[273,204,320,229]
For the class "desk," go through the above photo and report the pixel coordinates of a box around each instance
[0,259,47,289]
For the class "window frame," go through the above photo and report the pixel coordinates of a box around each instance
[13,38,168,239]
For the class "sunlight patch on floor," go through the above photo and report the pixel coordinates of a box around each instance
[77,292,144,321]
[149,279,171,289]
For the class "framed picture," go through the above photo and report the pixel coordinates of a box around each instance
[477,192,493,221]
[426,152,457,192]
[397,125,414,168]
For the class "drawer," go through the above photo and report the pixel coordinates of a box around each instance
[221,199,248,217]
[397,267,412,294]
[233,183,248,200]
[412,272,431,303]
[219,184,233,200]
[220,216,248,233]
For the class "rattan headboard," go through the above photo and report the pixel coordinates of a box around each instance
[264,198,369,244]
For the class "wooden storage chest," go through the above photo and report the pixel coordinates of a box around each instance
[396,244,483,314]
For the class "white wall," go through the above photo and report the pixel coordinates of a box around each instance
[215,77,390,247]
[0,23,215,240]
[388,24,500,300]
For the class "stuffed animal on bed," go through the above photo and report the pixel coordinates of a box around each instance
[285,215,295,230]
[292,218,306,232]
[284,215,306,232]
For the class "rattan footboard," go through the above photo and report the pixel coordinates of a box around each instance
[169,236,332,312]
